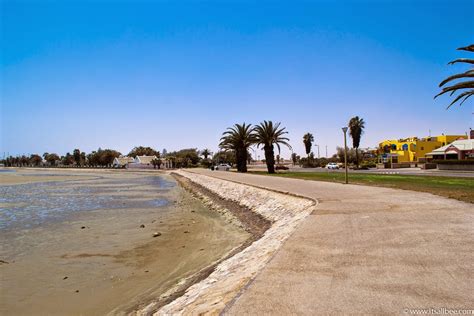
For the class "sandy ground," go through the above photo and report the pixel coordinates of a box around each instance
[0,169,249,315]
[189,169,473,315]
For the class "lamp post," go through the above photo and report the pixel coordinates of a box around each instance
[342,127,349,184]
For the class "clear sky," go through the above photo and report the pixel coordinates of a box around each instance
[1,0,473,159]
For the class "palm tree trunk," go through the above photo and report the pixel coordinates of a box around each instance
[265,145,275,174]
[235,149,248,172]
[355,148,359,167]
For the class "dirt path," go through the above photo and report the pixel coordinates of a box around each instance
[189,169,474,315]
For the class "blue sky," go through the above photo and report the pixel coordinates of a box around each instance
[1,0,473,158]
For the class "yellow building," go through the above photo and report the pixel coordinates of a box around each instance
[378,135,466,163]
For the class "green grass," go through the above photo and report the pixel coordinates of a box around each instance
[249,171,474,203]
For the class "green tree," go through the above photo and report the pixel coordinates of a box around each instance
[200,148,212,168]
[151,157,162,169]
[73,149,82,166]
[303,133,314,158]
[291,153,298,165]
[128,146,158,157]
[348,116,365,166]
[45,153,60,166]
[29,154,42,166]
[219,123,256,172]
[62,153,74,165]
[435,44,474,108]
[254,121,291,174]
[201,148,211,160]
[213,150,236,166]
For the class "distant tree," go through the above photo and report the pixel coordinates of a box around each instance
[62,153,74,165]
[162,148,168,157]
[435,44,474,108]
[348,116,366,166]
[29,154,42,166]
[200,148,212,168]
[276,154,280,165]
[336,146,359,164]
[165,149,199,168]
[87,148,121,167]
[219,123,256,172]
[44,153,60,166]
[303,133,314,158]
[201,148,211,160]
[73,149,82,166]
[213,150,236,166]
[128,146,158,157]
[291,153,298,165]
[151,157,162,169]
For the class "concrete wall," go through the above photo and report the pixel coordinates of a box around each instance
[437,164,474,171]
[391,163,411,169]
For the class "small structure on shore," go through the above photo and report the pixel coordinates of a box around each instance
[112,157,134,168]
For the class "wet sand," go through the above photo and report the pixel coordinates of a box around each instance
[0,169,249,315]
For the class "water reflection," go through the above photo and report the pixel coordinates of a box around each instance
[0,175,175,230]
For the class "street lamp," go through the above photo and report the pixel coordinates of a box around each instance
[315,144,320,158]
[342,127,349,184]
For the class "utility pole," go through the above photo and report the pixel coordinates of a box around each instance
[342,127,349,184]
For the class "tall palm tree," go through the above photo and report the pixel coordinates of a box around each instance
[254,121,292,174]
[348,116,365,167]
[435,44,474,108]
[219,123,255,172]
[302,133,314,158]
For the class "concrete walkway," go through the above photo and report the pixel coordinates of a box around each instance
[190,169,473,315]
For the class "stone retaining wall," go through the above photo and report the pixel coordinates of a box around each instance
[139,170,316,315]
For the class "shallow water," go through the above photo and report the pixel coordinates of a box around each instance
[0,175,174,230]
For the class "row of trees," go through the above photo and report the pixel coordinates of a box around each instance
[300,116,366,167]
[2,149,122,167]
[220,121,291,173]
[1,146,215,168]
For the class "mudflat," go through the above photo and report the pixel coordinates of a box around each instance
[0,169,249,315]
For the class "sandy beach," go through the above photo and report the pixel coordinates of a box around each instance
[0,169,249,315]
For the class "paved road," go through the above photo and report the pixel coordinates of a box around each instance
[190,169,474,315]
[247,165,474,178]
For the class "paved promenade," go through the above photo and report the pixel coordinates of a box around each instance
[190,169,473,315]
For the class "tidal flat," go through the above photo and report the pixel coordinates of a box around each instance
[0,169,249,315]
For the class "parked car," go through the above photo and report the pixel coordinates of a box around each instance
[214,163,231,171]
[275,165,289,170]
[326,162,339,170]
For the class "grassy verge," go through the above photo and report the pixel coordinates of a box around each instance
[249,171,474,204]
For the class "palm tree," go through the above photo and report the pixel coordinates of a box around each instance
[201,148,211,160]
[254,121,292,174]
[348,116,365,167]
[435,44,474,108]
[219,123,256,172]
[303,133,314,158]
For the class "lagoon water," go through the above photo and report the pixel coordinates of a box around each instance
[0,174,173,230]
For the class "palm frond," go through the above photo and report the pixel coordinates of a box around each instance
[434,80,474,98]
[447,90,474,108]
[447,58,474,66]
[439,70,474,87]
[457,45,474,52]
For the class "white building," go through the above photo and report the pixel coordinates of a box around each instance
[112,156,135,168]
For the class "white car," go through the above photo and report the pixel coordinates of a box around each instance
[215,163,231,171]
[326,162,339,170]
